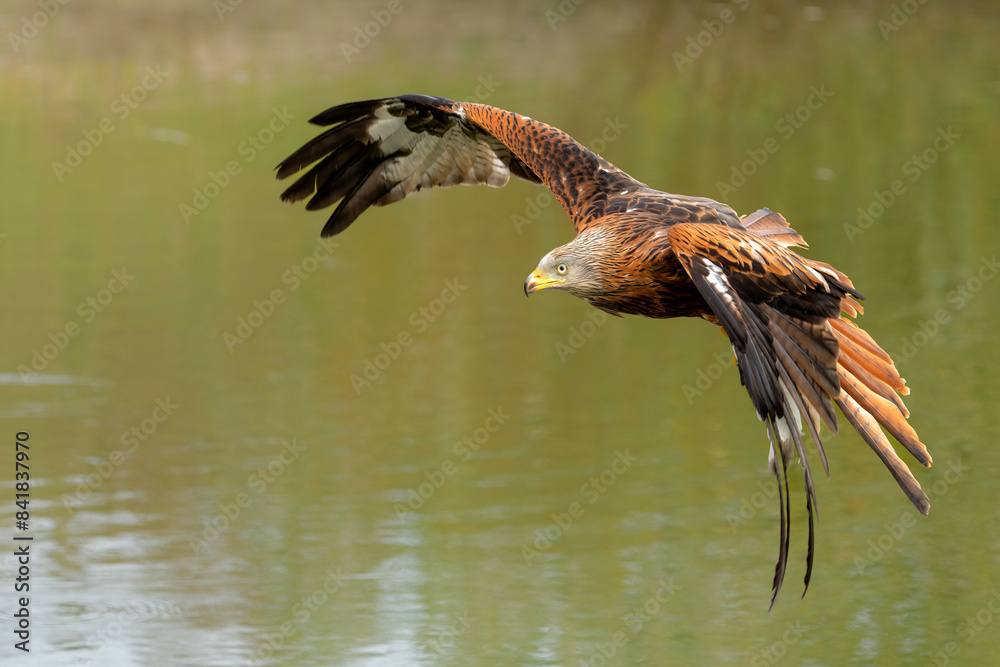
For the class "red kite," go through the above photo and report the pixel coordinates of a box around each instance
[277,94,932,608]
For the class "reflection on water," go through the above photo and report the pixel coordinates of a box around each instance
[1,1,999,665]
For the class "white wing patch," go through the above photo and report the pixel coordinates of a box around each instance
[367,112,409,144]
[375,123,513,206]
[371,103,396,121]
[371,118,416,154]
[700,258,738,312]
[768,378,805,475]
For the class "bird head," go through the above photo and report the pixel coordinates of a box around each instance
[524,238,606,298]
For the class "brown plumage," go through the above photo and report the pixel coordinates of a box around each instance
[276,94,932,608]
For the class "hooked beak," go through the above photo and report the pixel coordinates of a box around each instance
[524,268,564,296]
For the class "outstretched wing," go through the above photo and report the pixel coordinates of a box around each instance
[276,94,654,236]
[669,218,932,607]
[736,209,932,493]
[668,221,860,608]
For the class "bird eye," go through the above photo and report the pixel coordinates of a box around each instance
[556,262,568,275]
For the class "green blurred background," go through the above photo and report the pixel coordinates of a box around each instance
[1,0,998,665]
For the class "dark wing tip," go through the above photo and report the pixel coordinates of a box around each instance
[308,96,403,126]
[320,217,347,238]
[278,93,550,238]
[767,419,792,612]
[802,490,816,598]
[275,98,407,235]
[279,176,316,203]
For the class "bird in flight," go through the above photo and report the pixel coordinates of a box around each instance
[276,94,933,607]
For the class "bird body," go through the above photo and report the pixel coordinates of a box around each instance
[277,94,933,607]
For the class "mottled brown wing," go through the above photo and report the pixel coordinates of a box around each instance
[450,99,744,231]
[739,208,808,248]
[669,223,856,315]
[687,213,932,490]
[276,94,651,236]
[595,189,744,231]
[669,220,932,607]
[668,222,861,608]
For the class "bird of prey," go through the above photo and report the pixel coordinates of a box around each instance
[276,94,932,607]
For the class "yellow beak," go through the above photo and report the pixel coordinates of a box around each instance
[524,269,564,296]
